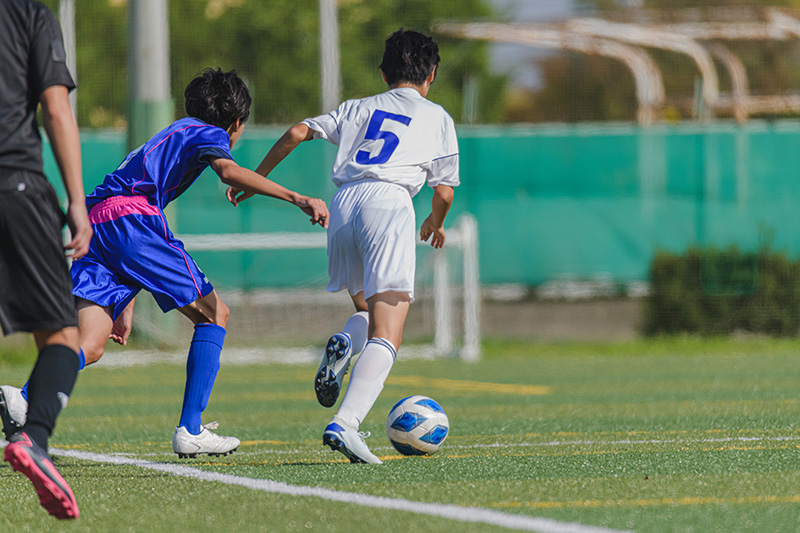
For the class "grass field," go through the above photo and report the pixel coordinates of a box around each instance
[1,337,800,532]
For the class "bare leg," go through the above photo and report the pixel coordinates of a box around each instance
[177,289,230,327]
[76,298,114,365]
[32,326,80,353]
[366,291,410,349]
[350,291,368,313]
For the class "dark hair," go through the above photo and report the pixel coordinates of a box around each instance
[184,68,251,130]
[379,29,440,86]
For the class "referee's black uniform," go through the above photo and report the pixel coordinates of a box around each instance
[0,0,78,334]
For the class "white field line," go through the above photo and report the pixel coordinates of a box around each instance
[96,345,443,367]
[39,430,800,457]
[29,434,794,459]
[47,448,626,533]
[3,434,795,457]
[97,347,320,367]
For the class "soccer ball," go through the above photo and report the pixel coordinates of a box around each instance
[385,395,449,456]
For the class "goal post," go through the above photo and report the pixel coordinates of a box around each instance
[429,214,481,361]
[148,214,482,361]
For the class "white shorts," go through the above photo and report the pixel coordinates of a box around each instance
[326,180,416,302]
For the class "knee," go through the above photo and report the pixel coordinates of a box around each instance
[82,343,105,365]
[199,299,229,328]
[215,300,230,328]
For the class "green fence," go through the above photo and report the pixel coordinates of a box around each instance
[44,120,800,288]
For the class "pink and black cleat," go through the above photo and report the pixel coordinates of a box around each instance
[4,432,79,519]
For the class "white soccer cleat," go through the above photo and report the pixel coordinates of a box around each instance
[323,415,382,464]
[315,333,353,408]
[172,422,240,458]
[0,385,28,440]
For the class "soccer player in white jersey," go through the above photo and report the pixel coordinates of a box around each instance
[227,29,458,464]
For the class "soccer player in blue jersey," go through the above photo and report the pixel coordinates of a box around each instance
[2,68,329,458]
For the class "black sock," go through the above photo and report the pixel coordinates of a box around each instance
[23,344,79,451]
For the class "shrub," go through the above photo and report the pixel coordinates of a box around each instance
[643,246,800,336]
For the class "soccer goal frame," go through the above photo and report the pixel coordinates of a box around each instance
[177,214,481,361]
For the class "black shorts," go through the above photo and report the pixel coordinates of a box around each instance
[0,169,78,335]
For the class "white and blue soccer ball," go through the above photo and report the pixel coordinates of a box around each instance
[385,395,449,456]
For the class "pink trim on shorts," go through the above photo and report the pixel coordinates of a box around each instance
[88,195,160,224]
[155,206,202,297]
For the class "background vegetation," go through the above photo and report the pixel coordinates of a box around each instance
[645,246,800,336]
[39,0,506,128]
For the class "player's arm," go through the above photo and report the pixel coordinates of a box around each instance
[109,298,135,346]
[256,123,315,177]
[420,185,454,249]
[210,156,328,228]
[225,123,315,206]
[40,85,92,259]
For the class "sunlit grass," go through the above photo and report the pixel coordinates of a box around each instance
[1,337,799,531]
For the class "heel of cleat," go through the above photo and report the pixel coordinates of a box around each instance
[315,370,340,408]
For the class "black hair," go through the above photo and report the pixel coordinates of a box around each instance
[379,29,440,86]
[184,68,251,130]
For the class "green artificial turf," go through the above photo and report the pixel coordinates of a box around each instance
[1,337,799,531]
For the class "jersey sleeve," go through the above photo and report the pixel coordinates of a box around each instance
[194,127,234,162]
[301,105,342,146]
[29,5,76,95]
[427,113,459,188]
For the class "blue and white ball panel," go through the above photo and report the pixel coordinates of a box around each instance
[389,411,427,433]
[386,395,450,456]
[419,424,449,446]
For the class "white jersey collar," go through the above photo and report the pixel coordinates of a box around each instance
[388,87,424,98]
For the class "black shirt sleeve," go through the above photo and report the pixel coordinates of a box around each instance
[29,4,75,95]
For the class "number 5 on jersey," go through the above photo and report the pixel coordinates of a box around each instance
[356,110,412,165]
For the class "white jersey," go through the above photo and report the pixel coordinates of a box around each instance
[302,87,459,197]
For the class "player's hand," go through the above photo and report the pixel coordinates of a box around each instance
[226,186,255,207]
[109,299,134,345]
[65,201,93,260]
[420,215,446,249]
[294,195,329,229]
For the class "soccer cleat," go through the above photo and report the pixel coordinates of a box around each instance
[172,422,240,458]
[0,385,27,440]
[314,333,353,408]
[4,432,79,519]
[322,416,382,464]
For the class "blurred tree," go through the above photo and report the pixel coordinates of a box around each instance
[337,0,507,123]
[39,0,128,128]
[41,0,505,127]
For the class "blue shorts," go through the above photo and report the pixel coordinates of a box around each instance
[71,195,213,320]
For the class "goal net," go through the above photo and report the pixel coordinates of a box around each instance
[130,215,480,362]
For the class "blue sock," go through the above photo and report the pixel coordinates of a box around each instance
[21,348,85,402]
[179,323,226,435]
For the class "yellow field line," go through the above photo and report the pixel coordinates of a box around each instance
[493,494,800,509]
[387,375,550,395]
[240,439,289,446]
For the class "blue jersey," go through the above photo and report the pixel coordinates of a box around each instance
[86,117,233,210]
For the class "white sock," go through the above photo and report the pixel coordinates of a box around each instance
[336,338,396,428]
[342,311,369,356]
